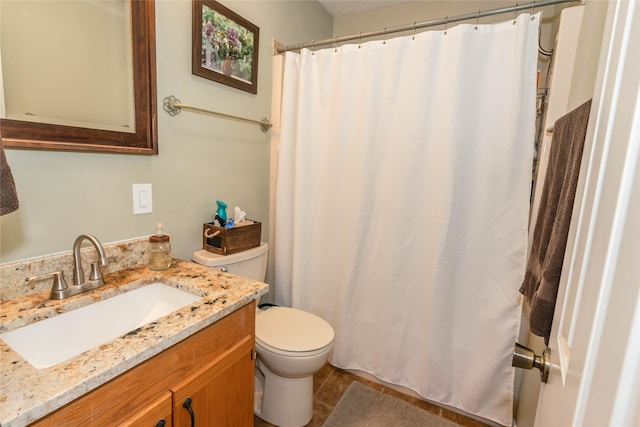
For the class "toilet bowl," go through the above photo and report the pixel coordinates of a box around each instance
[192,243,335,427]
[255,306,334,426]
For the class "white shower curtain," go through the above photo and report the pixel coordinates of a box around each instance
[273,13,539,426]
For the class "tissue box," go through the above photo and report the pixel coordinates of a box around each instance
[202,220,261,255]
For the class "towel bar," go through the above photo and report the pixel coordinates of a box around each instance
[163,95,272,133]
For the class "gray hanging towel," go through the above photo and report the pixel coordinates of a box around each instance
[0,140,19,216]
[520,99,592,345]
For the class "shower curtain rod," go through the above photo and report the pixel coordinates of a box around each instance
[277,0,576,54]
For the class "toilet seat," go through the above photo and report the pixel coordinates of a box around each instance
[256,307,334,356]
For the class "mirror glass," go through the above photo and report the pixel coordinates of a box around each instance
[1,1,134,132]
[0,0,157,154]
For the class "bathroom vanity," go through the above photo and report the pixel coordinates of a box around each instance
[0,259,268,426]
[31,303,255,426]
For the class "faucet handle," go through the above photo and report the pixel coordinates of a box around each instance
[26,271,69,300]
[89,262,104,281]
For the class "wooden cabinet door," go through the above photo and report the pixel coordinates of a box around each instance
[171,336,254,427]
[116,391,172,427]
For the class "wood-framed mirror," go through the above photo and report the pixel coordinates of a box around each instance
[0,0,157,155]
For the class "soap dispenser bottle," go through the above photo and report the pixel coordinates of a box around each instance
[149,223,172,271]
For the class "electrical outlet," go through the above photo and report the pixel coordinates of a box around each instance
[132,184,152,215]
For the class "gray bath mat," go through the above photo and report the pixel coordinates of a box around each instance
[323,381,460,427]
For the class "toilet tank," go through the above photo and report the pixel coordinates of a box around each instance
[192,242,268,281]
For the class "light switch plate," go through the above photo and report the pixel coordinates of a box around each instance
[132,183,152,215]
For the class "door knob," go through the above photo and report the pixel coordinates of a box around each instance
[512,343,550,383]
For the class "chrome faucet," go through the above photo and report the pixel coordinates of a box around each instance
[73,233,109,288]
[26,233,109,300]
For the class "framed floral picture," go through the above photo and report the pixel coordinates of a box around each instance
[192,0,259,94]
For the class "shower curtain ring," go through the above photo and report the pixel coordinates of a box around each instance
[475,10,480,30]
[383,26,387,44]
[359,32,362,48]
[531,0,536,20]
[513,3,518,24]
[412,22,417,40]
[311,40,315,55]
[334,36,338,52]
[444,16,448,35]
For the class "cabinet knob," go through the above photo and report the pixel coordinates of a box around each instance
[155,420,165,427]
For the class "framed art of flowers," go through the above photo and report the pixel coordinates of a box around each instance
[192,0,259,94]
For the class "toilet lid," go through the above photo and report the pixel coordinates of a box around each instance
[256,307,334,353]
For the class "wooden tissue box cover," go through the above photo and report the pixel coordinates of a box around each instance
[202,220,261,255]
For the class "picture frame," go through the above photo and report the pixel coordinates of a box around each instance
[192,0,259,94]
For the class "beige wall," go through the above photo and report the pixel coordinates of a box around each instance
[333,1,564,33]
[0,0,332,264]
[568,0,609,110]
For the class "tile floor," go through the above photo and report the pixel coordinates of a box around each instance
[254,364,491,426]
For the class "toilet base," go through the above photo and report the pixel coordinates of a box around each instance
[255,359,313,427]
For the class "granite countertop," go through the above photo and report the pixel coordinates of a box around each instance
[0,259,268,427]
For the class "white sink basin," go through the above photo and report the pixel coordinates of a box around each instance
[0,283,201,369]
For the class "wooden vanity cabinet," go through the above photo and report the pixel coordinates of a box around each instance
[30,301,256,427]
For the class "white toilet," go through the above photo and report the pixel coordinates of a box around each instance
[192,243,335,427]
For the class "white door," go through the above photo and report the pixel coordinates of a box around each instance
[534,1,640,426]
